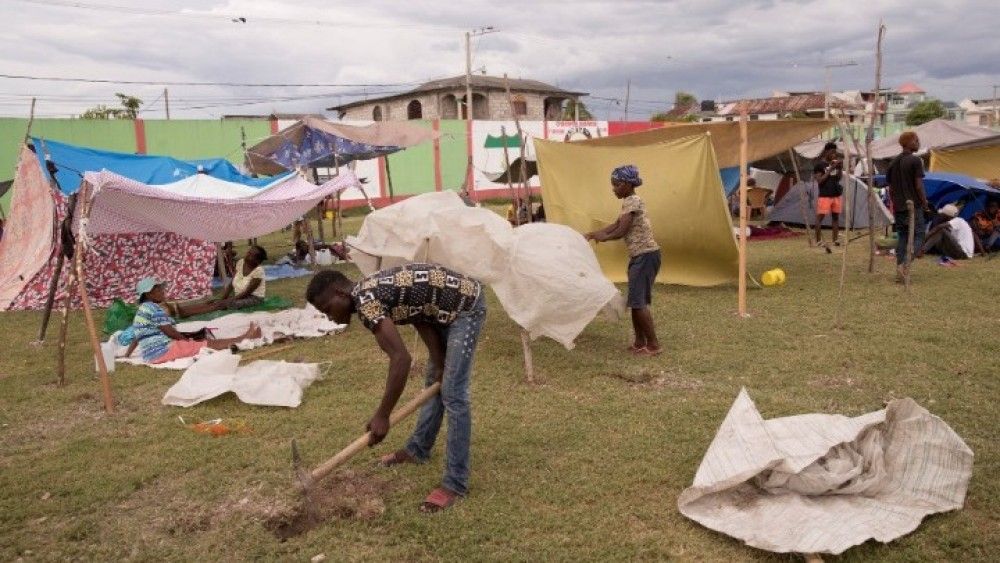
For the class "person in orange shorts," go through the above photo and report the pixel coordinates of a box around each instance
[813,142,844,246]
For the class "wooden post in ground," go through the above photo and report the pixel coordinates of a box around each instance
[215,243,229,286]
[905,200,915,291]
[787,149,812,247]
[834,119,855,329]
[504,73,531,220]
[56,272,78,386]
[737,106,749,318]
[295,168,318,265]
[498,125,520,223]
[520,331,534,384]
[37,192,77,342]
[865,21,887,274]
[73,183,115,413]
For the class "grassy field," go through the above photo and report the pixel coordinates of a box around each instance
[0,210,996,562]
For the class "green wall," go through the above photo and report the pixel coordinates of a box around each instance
[144,119,271,162]
[386,120,435,196]
[439,120,469,190]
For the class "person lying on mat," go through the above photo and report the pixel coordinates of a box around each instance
[584,164,662,357]
[125,277,260,364]
[306,264,486,513]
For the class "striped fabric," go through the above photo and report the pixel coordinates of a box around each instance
[678,388,974,555]
[133,302,174,362]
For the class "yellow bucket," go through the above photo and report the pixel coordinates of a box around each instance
[762,268,786,287]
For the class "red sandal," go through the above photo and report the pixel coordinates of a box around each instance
[419,487,459,513]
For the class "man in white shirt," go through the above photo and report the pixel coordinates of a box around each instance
[920,204,975,260]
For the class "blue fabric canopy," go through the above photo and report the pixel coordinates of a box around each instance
[269,127,400,171]
[720,167,742,196]
[30,137,286,195]
[875,172,1000,220]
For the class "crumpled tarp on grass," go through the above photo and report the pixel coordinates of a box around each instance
[678,388,973,555]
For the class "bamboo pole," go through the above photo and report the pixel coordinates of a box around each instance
[865,21,887,274]
[37,188,77,342]
[520,331,535,384]
[504,74,531,221]
[737,106,749,318]
[498,125,520,222]
[74,183,115,413]
[56,272,78,386]
[787,149,812,247]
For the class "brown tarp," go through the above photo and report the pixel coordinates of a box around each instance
[245,116,442,176]
[578,119,833,168]
[868,119,998,160]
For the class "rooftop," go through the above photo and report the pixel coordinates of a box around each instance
[327,74,587,112]
[897,82,925,94]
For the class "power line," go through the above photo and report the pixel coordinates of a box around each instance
[0,72,419,88]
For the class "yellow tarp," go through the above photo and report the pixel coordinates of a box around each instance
[930,143,1000,181]
[536,133,738,286]
[579,119,833,168]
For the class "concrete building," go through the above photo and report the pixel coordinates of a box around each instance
[959,98,1000,128]
[326,75,587,121]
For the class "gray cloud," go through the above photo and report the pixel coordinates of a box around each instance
[1,0,997,119]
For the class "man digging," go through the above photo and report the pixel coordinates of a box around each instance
[306,264,486,513]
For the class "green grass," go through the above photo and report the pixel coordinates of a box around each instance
[0,212,997,561]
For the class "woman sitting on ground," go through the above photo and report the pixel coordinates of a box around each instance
[125,277,260,364]
[215,244,268,310]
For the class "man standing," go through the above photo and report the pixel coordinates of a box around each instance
[813,142,844,246]
[885,132,931,281]
[306,263,486,513]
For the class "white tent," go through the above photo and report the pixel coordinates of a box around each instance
[769,175,892,229]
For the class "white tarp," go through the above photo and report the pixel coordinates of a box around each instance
[162,350,321,408]
[347,191,624,349]
[678,389,974,555]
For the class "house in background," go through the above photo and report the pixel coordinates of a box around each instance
[959,98,1000,128]
[696,92,863,122]
[327,75,587,122]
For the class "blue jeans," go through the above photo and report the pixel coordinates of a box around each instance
[894,209,926,265]
[404,293,486,496]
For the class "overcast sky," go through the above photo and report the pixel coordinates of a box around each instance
[2,0,998,120]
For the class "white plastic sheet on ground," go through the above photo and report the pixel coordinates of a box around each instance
[678,388,974,555]
[110,306,345,370]
[161,350,321,408]
[347,191,624,349]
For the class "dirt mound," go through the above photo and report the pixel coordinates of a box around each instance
[265,470,390,540]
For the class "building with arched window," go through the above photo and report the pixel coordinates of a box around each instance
[328,75,587,121]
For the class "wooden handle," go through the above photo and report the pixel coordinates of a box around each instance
[309,381,442,483]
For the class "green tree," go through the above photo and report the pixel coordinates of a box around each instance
[561,99,593,120]
[905,99,945,126]
[650,112,698,123]
[675,91,697,107]
[81,93,143,119]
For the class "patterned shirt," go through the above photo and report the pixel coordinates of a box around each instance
[132,301,174,362]
[621,194,660,257]
[351,263,482,331]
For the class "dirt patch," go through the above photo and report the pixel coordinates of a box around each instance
[607,369,704,390]
[808,376,859,389]
[264,470,391,541]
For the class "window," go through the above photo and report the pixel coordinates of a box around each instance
[407,100,423,120]
[511,98,527,116]
[372,106,382,121]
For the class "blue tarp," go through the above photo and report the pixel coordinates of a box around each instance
[875,172,1000,220]
[720,167,742,196]
[30,137,287,195]
[270,127,400,170]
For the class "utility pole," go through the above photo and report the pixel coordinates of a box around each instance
[824,60,858,120]
[464,26,497,119]
[623,80,631,122]
[993,84,998,128]
[164,88,170,120]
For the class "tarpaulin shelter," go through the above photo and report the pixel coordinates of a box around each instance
[245,116,442,176]
[577,119,833,168]
[929,135,1000,181]
[536,133,738,286]
[769,175,893,229]
[347,191,624,350]
[875,172,1000,220]
[867,119,998,160]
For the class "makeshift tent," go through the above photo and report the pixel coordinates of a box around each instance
[536,133,738,286]
[867,119,998,160]
[768,175,892,229]
[245,116,441,176]
[578,119,833,168]
[32,137,282,195]
[347,191,624,349]
[929,135,1000,181]
[874,172,1000,220]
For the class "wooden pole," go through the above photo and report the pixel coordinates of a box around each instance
[865,21,887,274]
[23,97,36,144]
[520,331,535,384]
[56,272,78,386]
[834,119,855,329]
[311,168,325,242]
[498,125,520,223]
[905,200,915,291]
[295,168,318,265]
[215,243,229,285]
[737,106,749,318]
[787,149,812,247]
[37,190,77,342]
[74,184,115,413]
[384,155,396,203]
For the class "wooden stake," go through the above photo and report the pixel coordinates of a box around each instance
[74,184,115,413]
[905,200,915,291]
[56,273,78,387]
[834,119,855,329]
[787,148,812,247]
[865,21,887,274]
[737,106,749,318]
[520,330,534,384]
[37,191,78,342]
[498,125,520,222]
[215,243,229,286]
